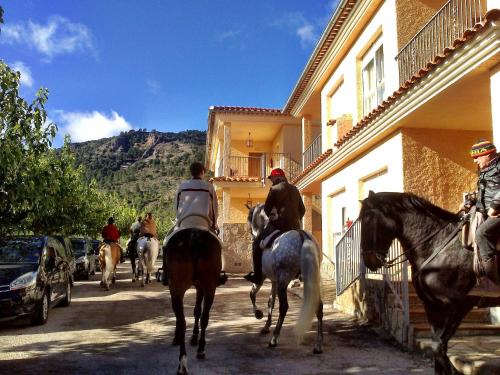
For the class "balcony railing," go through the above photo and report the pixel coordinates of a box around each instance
[396,0,485,86]
[217,153,301,182]
[226,156,264,178]
[267,153,301,182]
[303,134,322,169]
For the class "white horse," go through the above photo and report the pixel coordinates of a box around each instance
[99,243,121,291]
[136,236,159,287]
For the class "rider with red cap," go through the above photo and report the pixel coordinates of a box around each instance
[244,167,306,285]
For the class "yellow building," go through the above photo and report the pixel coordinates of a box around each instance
[205,106,301,273]
[286,0,499,343]
[205,0,500,344]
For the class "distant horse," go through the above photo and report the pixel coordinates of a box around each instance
[164,228,222,375]
[99,242,121,291]
[359,191,500,375]
[247,204,323,353]
[136,236,159,287]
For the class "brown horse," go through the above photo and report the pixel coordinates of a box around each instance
[164,228,222,375]
[99,242,121,291]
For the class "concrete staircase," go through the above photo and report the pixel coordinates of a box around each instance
[406,284,500,348]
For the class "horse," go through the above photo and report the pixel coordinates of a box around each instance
[359,191,500,375]
[99,242,121,291]
[164,228,222,375]
[135,236,159,287]
[247,204,324,353]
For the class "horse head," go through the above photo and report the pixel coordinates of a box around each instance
[245,203,268,240]
[359,191,401,271]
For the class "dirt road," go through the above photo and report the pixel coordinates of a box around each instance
[0,261,432,374]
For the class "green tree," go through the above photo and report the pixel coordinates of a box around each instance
[0,61,57,235]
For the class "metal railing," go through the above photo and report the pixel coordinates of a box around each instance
[335,218,363,295]
[396,0,485,86]
[267,153,301,182]
[226,156,264,178]
[303,134,322,169]
[335,217,410,344]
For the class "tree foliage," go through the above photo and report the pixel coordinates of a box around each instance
[0,60,136,238]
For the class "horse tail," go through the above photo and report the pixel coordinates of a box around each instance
[295,231,321,340]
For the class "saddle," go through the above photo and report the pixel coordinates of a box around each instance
[460,207,500,278]
[259,230,281,250]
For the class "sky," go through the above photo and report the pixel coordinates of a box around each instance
[1,1,340,146]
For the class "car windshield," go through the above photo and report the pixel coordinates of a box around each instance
[0,238,43,264]
[71,240,86,257]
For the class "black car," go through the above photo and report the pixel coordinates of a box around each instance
[0,236,72,325]
[54,236,76,285]
[71,238,96,280]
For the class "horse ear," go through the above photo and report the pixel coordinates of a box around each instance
[368,190,375,198]
[244,203,252,210]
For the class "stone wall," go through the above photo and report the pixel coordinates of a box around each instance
[222,223,253,273]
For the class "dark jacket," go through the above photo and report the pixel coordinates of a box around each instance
[264,180,305,231]
[477,155,500,214]
[490,191,500,211]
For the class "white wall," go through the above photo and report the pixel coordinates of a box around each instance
[322,132,404,259]
[321,0,399,150]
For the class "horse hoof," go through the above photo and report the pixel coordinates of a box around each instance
[260,327,270,335]
[196,351,205,360]
[100,281,104,286]
[268,341,277,348]
[105,286,110,291]
[313,348,323,354]
[190,336,198,346]
[132,278,135,283]
[255,310,264,320]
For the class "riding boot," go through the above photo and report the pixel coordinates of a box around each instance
[468,255,500,297]
[244,243,263,285]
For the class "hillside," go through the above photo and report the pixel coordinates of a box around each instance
[70,129,206,215]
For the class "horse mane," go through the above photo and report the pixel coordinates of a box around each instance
[379,192,460,223]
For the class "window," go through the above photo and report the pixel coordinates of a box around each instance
[362,40,385,116]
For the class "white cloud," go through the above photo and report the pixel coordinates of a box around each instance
[1,15,94,60]
[217,29,241,42]
[146,79,161,94]
[297,24,317,48]
[10,61,33,88]
[55,110,133,143]
[272,12,319,49]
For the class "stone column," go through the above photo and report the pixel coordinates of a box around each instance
[222,188,231,222]
[223,122,231,176]
[490,64,500,145]
[302,115,312,168]
[302,193,313,232]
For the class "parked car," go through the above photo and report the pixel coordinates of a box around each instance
[0,236,72,325]
[54,236,76,285]
[70,238,96,280]
[91,240,101,272]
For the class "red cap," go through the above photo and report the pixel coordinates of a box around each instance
[268,168,286,179]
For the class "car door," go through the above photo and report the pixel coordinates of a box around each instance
[46,239,63,303]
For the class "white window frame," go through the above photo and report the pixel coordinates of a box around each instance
[362,38,385,116]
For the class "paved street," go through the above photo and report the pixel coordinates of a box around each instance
[0,261,433,375]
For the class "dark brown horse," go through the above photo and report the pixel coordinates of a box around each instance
[164,228,222,375]
[359,191,499,375]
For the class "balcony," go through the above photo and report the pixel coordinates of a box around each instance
[396,0,486,86]
[217,153,301,182]
[302,134,322,169]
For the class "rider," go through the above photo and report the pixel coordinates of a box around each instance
[101,217,124,263]
[170,161,226,284]
[244,168,306,285]
[128,216,142,279]
[140,212,157,239]
[468,139,500,295]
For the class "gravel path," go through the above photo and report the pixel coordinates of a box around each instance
[0,261,433,374]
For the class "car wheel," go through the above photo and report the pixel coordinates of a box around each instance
[60,281,71,307]
[32,291,49,325]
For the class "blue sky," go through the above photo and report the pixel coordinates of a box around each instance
[1,1,339,146]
